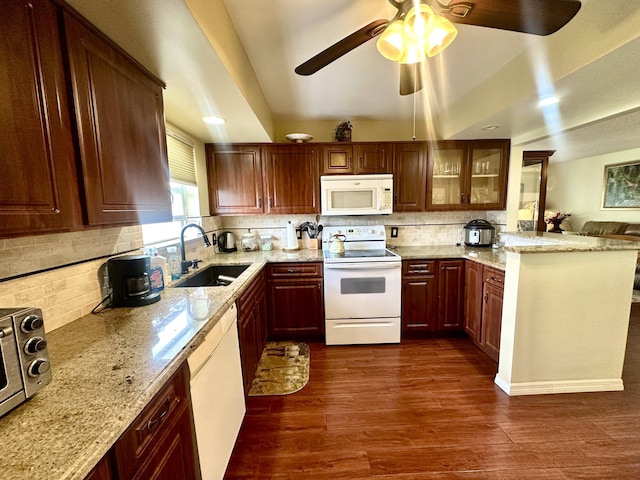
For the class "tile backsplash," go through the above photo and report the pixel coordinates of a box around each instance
[0,211,505,332]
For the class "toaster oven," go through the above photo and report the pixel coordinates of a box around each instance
[0,308,52,418]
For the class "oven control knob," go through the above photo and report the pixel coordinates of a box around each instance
[27,359,50,377]
[24,337,47,355]
[21,315,43,332]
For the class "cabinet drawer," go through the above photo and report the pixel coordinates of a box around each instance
[403,260,436,276]
[484,267,505,288]
[114,364,189,479]
[267,262,322,279]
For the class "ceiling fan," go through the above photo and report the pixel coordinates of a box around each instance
[295,0,582,95]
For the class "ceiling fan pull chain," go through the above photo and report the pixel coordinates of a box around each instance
[412,63,417,140]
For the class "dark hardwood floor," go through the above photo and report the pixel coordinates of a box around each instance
[225,304,640,479]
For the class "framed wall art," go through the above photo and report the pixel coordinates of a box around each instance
[602,160,640,210]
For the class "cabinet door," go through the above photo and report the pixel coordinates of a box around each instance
[463,261,483,342]
[206,144,264,215]
[402,276,438,334]
[267,279,324,340]
[0,0,82,237]
[467,140,510,210]
[321,144,354,174]
[264,145,320,214]
[355,143,391,174]
[64,12,172,226]
[392,142,427,212]
[437,260,465,330]
[427,141,466,210]
[238,303,259,394]
[481,268,505,362]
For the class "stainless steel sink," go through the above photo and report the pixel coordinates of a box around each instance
[172,264,250,287]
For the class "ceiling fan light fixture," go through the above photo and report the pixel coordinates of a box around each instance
[376,20,405,61]
[398,41,426,64]
[403,4,435,43]
[425,15,457,57]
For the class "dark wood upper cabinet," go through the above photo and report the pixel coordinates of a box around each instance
[356,142,391,174]
[206,144,264,215]
[263,144,320,214]
[427,140,510,211]
[392,142,427,212]
[322,144,354,174]
[321,143,391,175]
[0,0,82,237]
[63,11,171,226]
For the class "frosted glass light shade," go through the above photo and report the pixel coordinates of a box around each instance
[403,4,435,42]
[425,16,457,57]
[376,20,405,62]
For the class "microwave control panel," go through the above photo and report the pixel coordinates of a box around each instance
[381,188,392,210]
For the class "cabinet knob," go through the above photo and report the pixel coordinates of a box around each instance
[258,197,262,208]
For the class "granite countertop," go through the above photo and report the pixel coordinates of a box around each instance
[9,235,632,479]
[390,244,507,270]
[499,231,640,254]
[0,250,323,480]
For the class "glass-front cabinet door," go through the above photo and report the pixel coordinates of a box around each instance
[427,140,509,211]
[468,141,509,210]
[427,142,466,209]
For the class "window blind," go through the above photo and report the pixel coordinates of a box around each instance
[166,130,196,186]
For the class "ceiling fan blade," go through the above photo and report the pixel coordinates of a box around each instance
[439,0,581,36]
[295,19,389,75]
[400,63,424,96]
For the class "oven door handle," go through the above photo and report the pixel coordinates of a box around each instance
[324,262,401,270]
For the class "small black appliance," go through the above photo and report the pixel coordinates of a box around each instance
[108,255,160,307]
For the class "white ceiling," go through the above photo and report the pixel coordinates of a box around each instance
[65,0,640,163]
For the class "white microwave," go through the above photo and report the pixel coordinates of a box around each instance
[320,174,393,216]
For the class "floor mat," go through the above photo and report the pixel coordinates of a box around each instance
[248,341,309,396]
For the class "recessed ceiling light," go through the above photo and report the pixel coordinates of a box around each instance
[203,116,225,125]
[538,96,559,107]
[482,125,499,131]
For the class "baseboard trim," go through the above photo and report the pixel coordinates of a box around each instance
[494,375,624,396]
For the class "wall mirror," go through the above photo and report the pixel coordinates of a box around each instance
[518,151,554,232]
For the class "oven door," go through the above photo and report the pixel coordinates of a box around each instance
[323,261,401,319]
[0,317,27,416]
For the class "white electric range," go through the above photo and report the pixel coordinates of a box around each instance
[321,225,401,345]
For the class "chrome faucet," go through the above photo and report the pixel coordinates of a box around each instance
[180,223,212,274]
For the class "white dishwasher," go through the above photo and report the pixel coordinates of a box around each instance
[188,303,246,480]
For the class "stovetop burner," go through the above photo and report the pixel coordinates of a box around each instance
[321,225,400,263]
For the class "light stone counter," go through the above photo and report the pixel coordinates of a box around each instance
[390,244,506,270]
[0,250,322,480]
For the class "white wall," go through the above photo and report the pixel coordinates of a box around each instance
[546,148,640,231]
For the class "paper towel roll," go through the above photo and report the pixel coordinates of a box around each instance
[285,221,298,250]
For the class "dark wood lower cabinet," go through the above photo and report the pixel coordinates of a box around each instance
[84,454,115,480]
[401,259,464,335]
[480,267,505,362]
[110,363,200,480]
[237,269,267,395]
[267,263,324,341]
[463,260,484,342]
[463,261,505,362]
[437,260,465,330]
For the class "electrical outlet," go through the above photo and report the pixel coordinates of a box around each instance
[391,227,399,238]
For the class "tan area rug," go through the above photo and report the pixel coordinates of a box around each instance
[248,341,310,396]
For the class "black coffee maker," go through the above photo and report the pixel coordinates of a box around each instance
[108,255,160,307]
